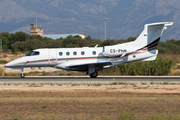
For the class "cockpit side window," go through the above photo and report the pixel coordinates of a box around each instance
[25,51,40,56]
[33,51,40,55]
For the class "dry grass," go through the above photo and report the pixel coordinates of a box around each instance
[0,51,25,62]
[158,53,180,63]
[169,69,180,75]
[0,90,180,119]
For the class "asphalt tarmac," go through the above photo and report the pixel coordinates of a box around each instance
[0,76,180,84]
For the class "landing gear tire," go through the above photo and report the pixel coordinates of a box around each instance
[90,71,98,78]
[20,73,25,78]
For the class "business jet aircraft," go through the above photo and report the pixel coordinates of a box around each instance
[5,22,173,78]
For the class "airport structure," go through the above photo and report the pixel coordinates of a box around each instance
[30,24,43,36]
[30,24,86,39]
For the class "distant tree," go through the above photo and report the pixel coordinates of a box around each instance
[0,32,10,39]
[85,36,91,40]
[89,39,102,47]
[15,31,30,42]
[126,37,136,42]
[101,39,119,46]
[62,37,79,47]
[11,41,25,52]
[166,39,176,45]
[2,44,9,52]
[24,39,42,51]
[74,35,82,39]
[2,31,180,54]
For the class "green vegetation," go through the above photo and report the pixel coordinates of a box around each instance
[0,32,135,52]
[99,57,176,76]
[0,60,8,64]
[157,39,180,54]
[1,31,180,54]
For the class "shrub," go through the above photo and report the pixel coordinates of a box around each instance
[0,66,5,76]
[3,54,7,58]
[0,60,8,64]
[99,57,176,76]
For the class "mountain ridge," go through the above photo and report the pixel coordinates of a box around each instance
[0,0,179,41]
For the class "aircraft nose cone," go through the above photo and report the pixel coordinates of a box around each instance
[4,62,10,68]
[4,62,13,68]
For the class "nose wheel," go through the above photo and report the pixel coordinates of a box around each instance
[20,68,25,78]
[20,73,25,78]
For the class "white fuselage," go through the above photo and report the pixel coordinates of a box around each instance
[5,46,157,71]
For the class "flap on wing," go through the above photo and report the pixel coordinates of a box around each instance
[69,61,112,68]
[8,68,22,70]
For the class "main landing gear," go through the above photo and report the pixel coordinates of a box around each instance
[88,66,98,78]
[20,68,25,78]
[90,71,98,78]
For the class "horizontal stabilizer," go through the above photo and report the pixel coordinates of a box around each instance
[141,55,157,61]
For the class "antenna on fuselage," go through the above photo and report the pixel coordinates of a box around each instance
[95,44,98,48]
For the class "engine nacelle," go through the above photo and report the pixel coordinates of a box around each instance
[103,46,128,56]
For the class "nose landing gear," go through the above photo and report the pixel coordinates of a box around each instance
[20,73,25,78]
[20,68,25,78]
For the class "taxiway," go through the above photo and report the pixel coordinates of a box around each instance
[0,76,180,85]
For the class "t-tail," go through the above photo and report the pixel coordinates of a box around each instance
[127,22,173,62]
[103,22,173,61]
[132,22,173,51]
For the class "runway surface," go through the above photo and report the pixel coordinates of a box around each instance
[0,76,180,84]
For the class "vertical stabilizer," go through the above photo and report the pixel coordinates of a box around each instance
[132,22,173,49]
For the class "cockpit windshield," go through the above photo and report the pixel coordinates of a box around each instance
[26,51,40,56]
[26,51,34,56]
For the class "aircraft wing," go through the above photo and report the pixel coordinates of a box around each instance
[69,61,112,69]
[56,61,112,70]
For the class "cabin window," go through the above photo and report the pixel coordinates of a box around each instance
[81,51,85,55]
[92,51,96,55]
[26,51,40,56]
[66,52,70,56]
[59,52,63,56]
[73,52,77,55]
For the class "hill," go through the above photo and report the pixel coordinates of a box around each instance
[0,0,180,41]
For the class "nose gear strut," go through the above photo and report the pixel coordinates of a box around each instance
[20,68,25,78]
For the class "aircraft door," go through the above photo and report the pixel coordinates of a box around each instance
[49,49,57,66]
